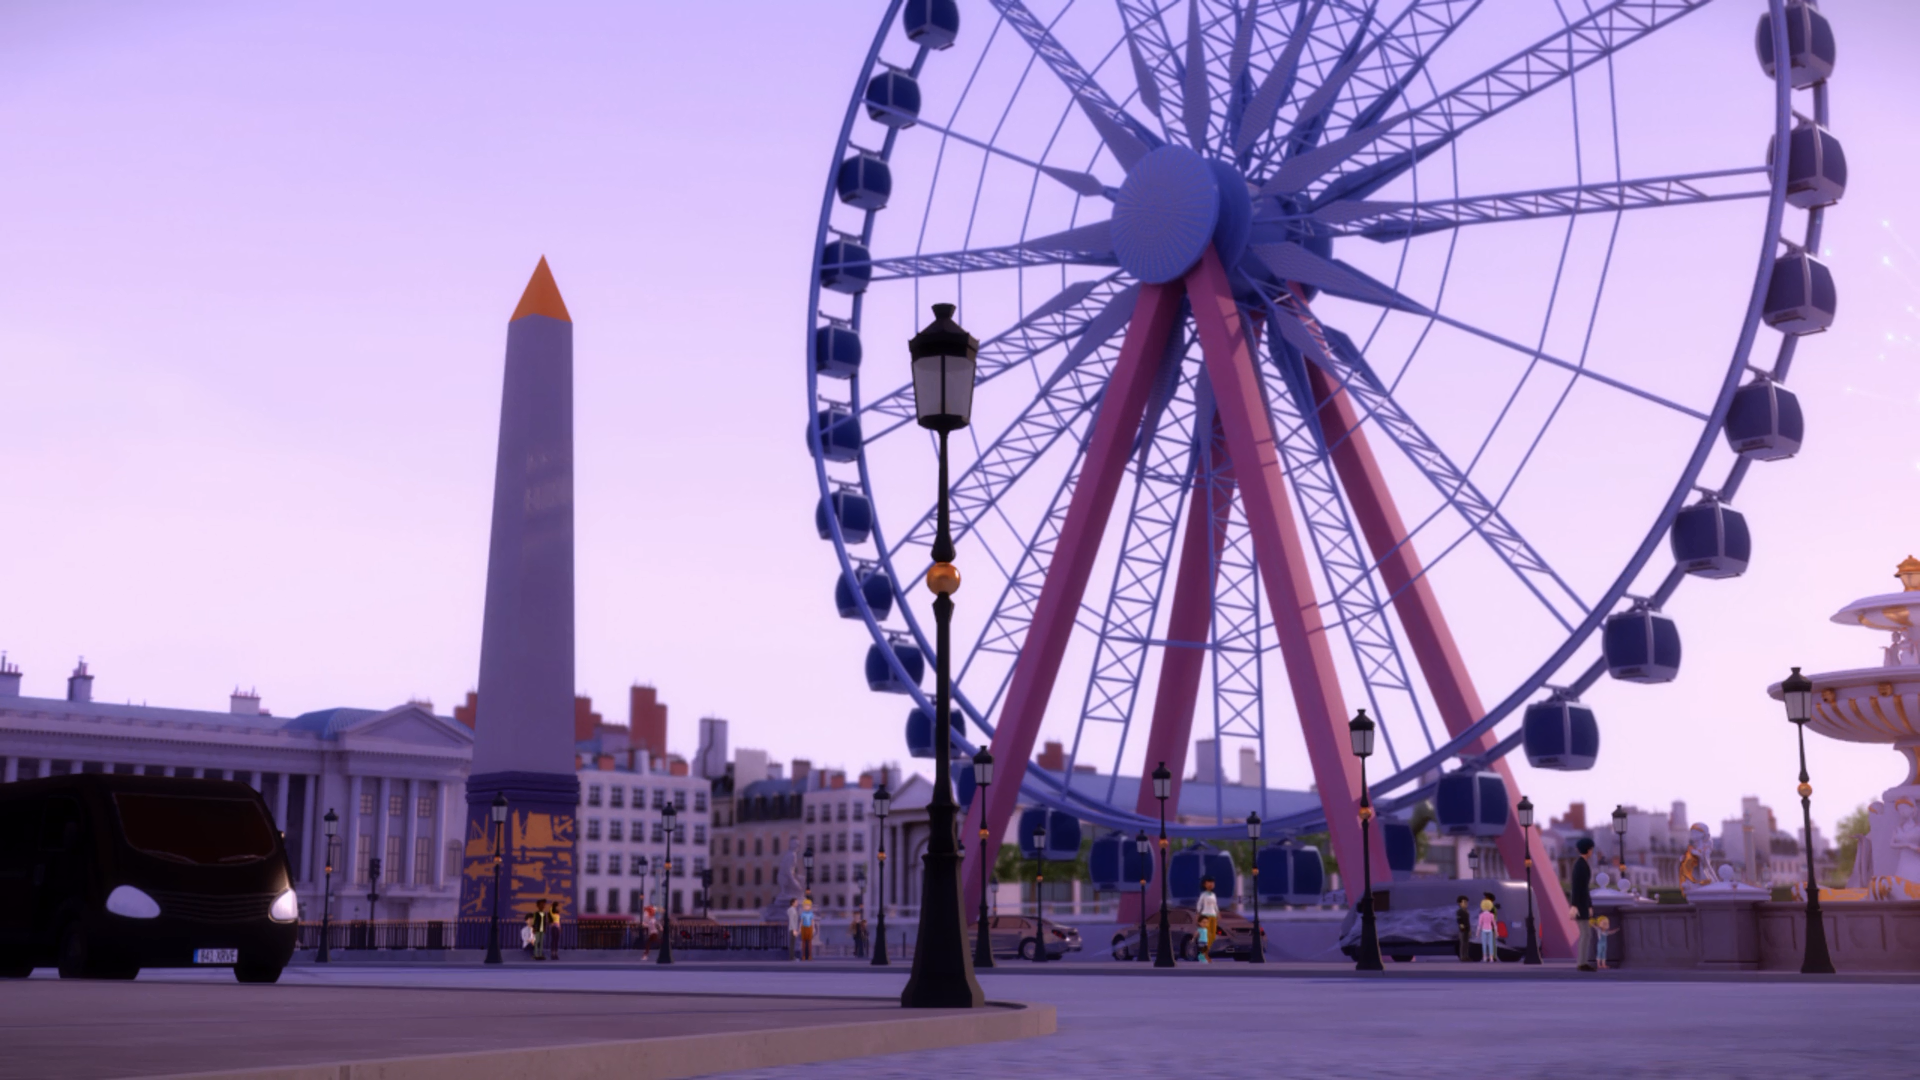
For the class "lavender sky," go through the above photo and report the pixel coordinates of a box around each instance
[2,1,1916,839]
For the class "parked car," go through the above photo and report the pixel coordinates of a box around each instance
[982,914,1082,959]
[1336,878,1532,962]
[0,774,298,982]
[1110,907,1266,962]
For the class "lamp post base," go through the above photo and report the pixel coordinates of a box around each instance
[900,845,983,1008]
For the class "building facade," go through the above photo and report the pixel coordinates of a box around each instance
[0,659,473,922]
[573,753,711,918]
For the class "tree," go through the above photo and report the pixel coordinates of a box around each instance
[1829,804,1870,887]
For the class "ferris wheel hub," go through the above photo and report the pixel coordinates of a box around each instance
[1111,145,1220,284]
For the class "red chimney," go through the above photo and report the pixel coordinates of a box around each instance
[573,696,603,742]
[1037,741,1065,771]
[454,691,479,730]
[630,685,668,755]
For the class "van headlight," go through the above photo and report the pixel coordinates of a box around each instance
[106,884,162,919]
[270,889,299,923]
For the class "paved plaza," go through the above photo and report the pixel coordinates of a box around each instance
[18,961,1904,1080]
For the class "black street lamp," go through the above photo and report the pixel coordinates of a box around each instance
[1133,830,1151,964]
[317,808,339,963]
[900,303,985,1010]
[659,801,678,965]
[1030,822,1049,964]
[1517,795,1541,965]
[972,747,996,969]
[1611,804,1629,880]
[700,868,714,919]
[804,843,816,899]
[485,793,508,965]
[1245,812,1265,964]
[1151,761,1175,968]
[1349,710,1383,971]
[871,782,891,967]
[366,857,382,933]
[1781,666,1835,974]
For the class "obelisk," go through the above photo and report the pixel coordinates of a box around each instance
[459,257,580,923]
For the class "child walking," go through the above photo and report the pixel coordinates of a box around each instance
[1592,915,1621,969]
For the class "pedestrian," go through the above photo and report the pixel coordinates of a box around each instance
[1455,895,1472,962]
[531,898,553,961]
[799,897,816,961]
[851,911,869,960]
[787,898,801,960]
[520,914,536,959]
[641,904,659,962]
[1572,837,1596,972]
[547,898,562,961]
[1476,897,1498,962]
[1196,876,1221,964]
[1591,915,1620,969]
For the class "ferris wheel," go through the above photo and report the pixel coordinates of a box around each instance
[803,0,1842,904]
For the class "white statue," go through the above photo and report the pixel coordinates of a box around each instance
[1679,823,1720,889]
[1892,798,1920,885]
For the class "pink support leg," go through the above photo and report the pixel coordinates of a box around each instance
[961,283,1187,910]
[1185,249,1391,888]
[1304,361,1577,959]
[1118,413,1232,927]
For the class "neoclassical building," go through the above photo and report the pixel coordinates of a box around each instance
[0,658,474,922]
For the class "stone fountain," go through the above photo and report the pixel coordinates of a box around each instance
[1769,557,1920,901]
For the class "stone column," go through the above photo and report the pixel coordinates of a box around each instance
[348,774,363,883]
[3,757,16,783]
[431,779,447,888]
[374,776,390,890]
[274,772,290,833]
[403,778,420,888]
[302,773,320,882]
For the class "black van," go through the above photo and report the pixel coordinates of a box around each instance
[0,773,298,982]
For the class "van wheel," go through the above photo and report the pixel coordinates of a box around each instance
[235,959,284,984]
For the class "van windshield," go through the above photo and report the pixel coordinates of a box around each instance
[113,793,276,866]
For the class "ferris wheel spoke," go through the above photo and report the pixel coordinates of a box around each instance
[1258,253,1708,420]
[1232,0,1321,159]
[1258,0,1713,205]
[985,0,1162,170]
[881,289,1140,560]
[845,220,1117,282]
[1318,0,1481,144]
[1310,166,1774,240]
[854,275,1135,432]
[1255,283,1589,631]
[866,103,1113,199]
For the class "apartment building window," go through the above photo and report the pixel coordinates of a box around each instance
[651,822,664,843]
[693,825,706,844]
[355,837,371,883]
[837,832,847,852]
[853,802,864,821]
[754,867,763,886]
[628,889,642,912]
[674,790,687,811]
[607,854,622,876]
[414,837,431,884]
[805,805,816,823]
[609,786,624,809]
[606,889,621,914]
[720,866,730,885]
[586,819,602,841]
[836,864,847,883]
[633,818,645,839]
[609,820,623,842]
[694,792,708,812]
[417,794,434,818]
[359,793,374,816]
[652,790,665,809]
[720,837,731,856]
[853,832,864,852]
[673,825,686,844]
[586,853,601,874]
[585,888,599,913]
[836,803,847,822]
[754,837,764,857]
[587,785,603,808]
[386,835,402,881]
[630,855,646,875]
[388,793,404,817]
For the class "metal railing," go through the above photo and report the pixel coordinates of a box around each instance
[294,919,794,953]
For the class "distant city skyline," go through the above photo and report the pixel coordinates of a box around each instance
[2,1,1917,839]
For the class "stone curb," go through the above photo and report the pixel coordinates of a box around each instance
[139,1001,1055,1080]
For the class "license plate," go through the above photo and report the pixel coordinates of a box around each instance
[194,948,238,964]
